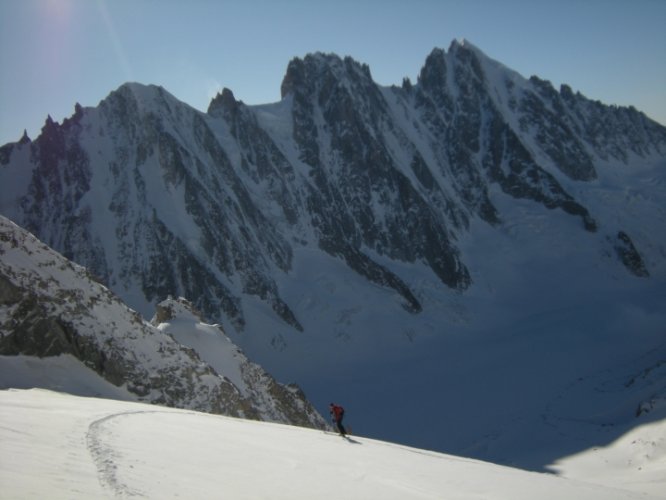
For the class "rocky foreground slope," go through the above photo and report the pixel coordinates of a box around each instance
[0,215,326,428]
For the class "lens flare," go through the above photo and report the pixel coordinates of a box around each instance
[95,0,133,82]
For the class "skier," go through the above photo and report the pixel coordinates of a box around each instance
[329,403,347,436]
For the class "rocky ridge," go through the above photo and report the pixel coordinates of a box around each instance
[0,39,663,331]
[0,215,326,429]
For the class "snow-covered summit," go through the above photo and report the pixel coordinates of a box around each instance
[450,37,484,53]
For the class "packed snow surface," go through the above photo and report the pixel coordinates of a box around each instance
[1,389,664,499]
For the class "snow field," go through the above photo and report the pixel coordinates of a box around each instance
[551,416,666,498]
[0,389,659,500]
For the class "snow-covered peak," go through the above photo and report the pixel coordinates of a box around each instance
[280,51,374,99]
[450,37,482,52]
[446,37,526,87]
[97,81,190,123]
[207,86,240,117]
[108,81,170,103]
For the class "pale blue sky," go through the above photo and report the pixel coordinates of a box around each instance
[1,0,664,145]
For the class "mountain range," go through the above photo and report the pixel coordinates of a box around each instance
[1,39,665,466]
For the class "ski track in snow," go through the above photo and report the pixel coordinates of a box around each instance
[3,390,663,499]
[86,410,153,498]
[86,409,197,498]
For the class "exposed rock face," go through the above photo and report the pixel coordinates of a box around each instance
[283,53,469,311]
[0,216,327,429]
[150,297,327,428]
[0,40,663,332]
[614,231,649,278]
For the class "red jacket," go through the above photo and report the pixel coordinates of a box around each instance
[330,405,344,421]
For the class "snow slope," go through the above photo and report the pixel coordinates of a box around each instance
[1,389,662,500]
